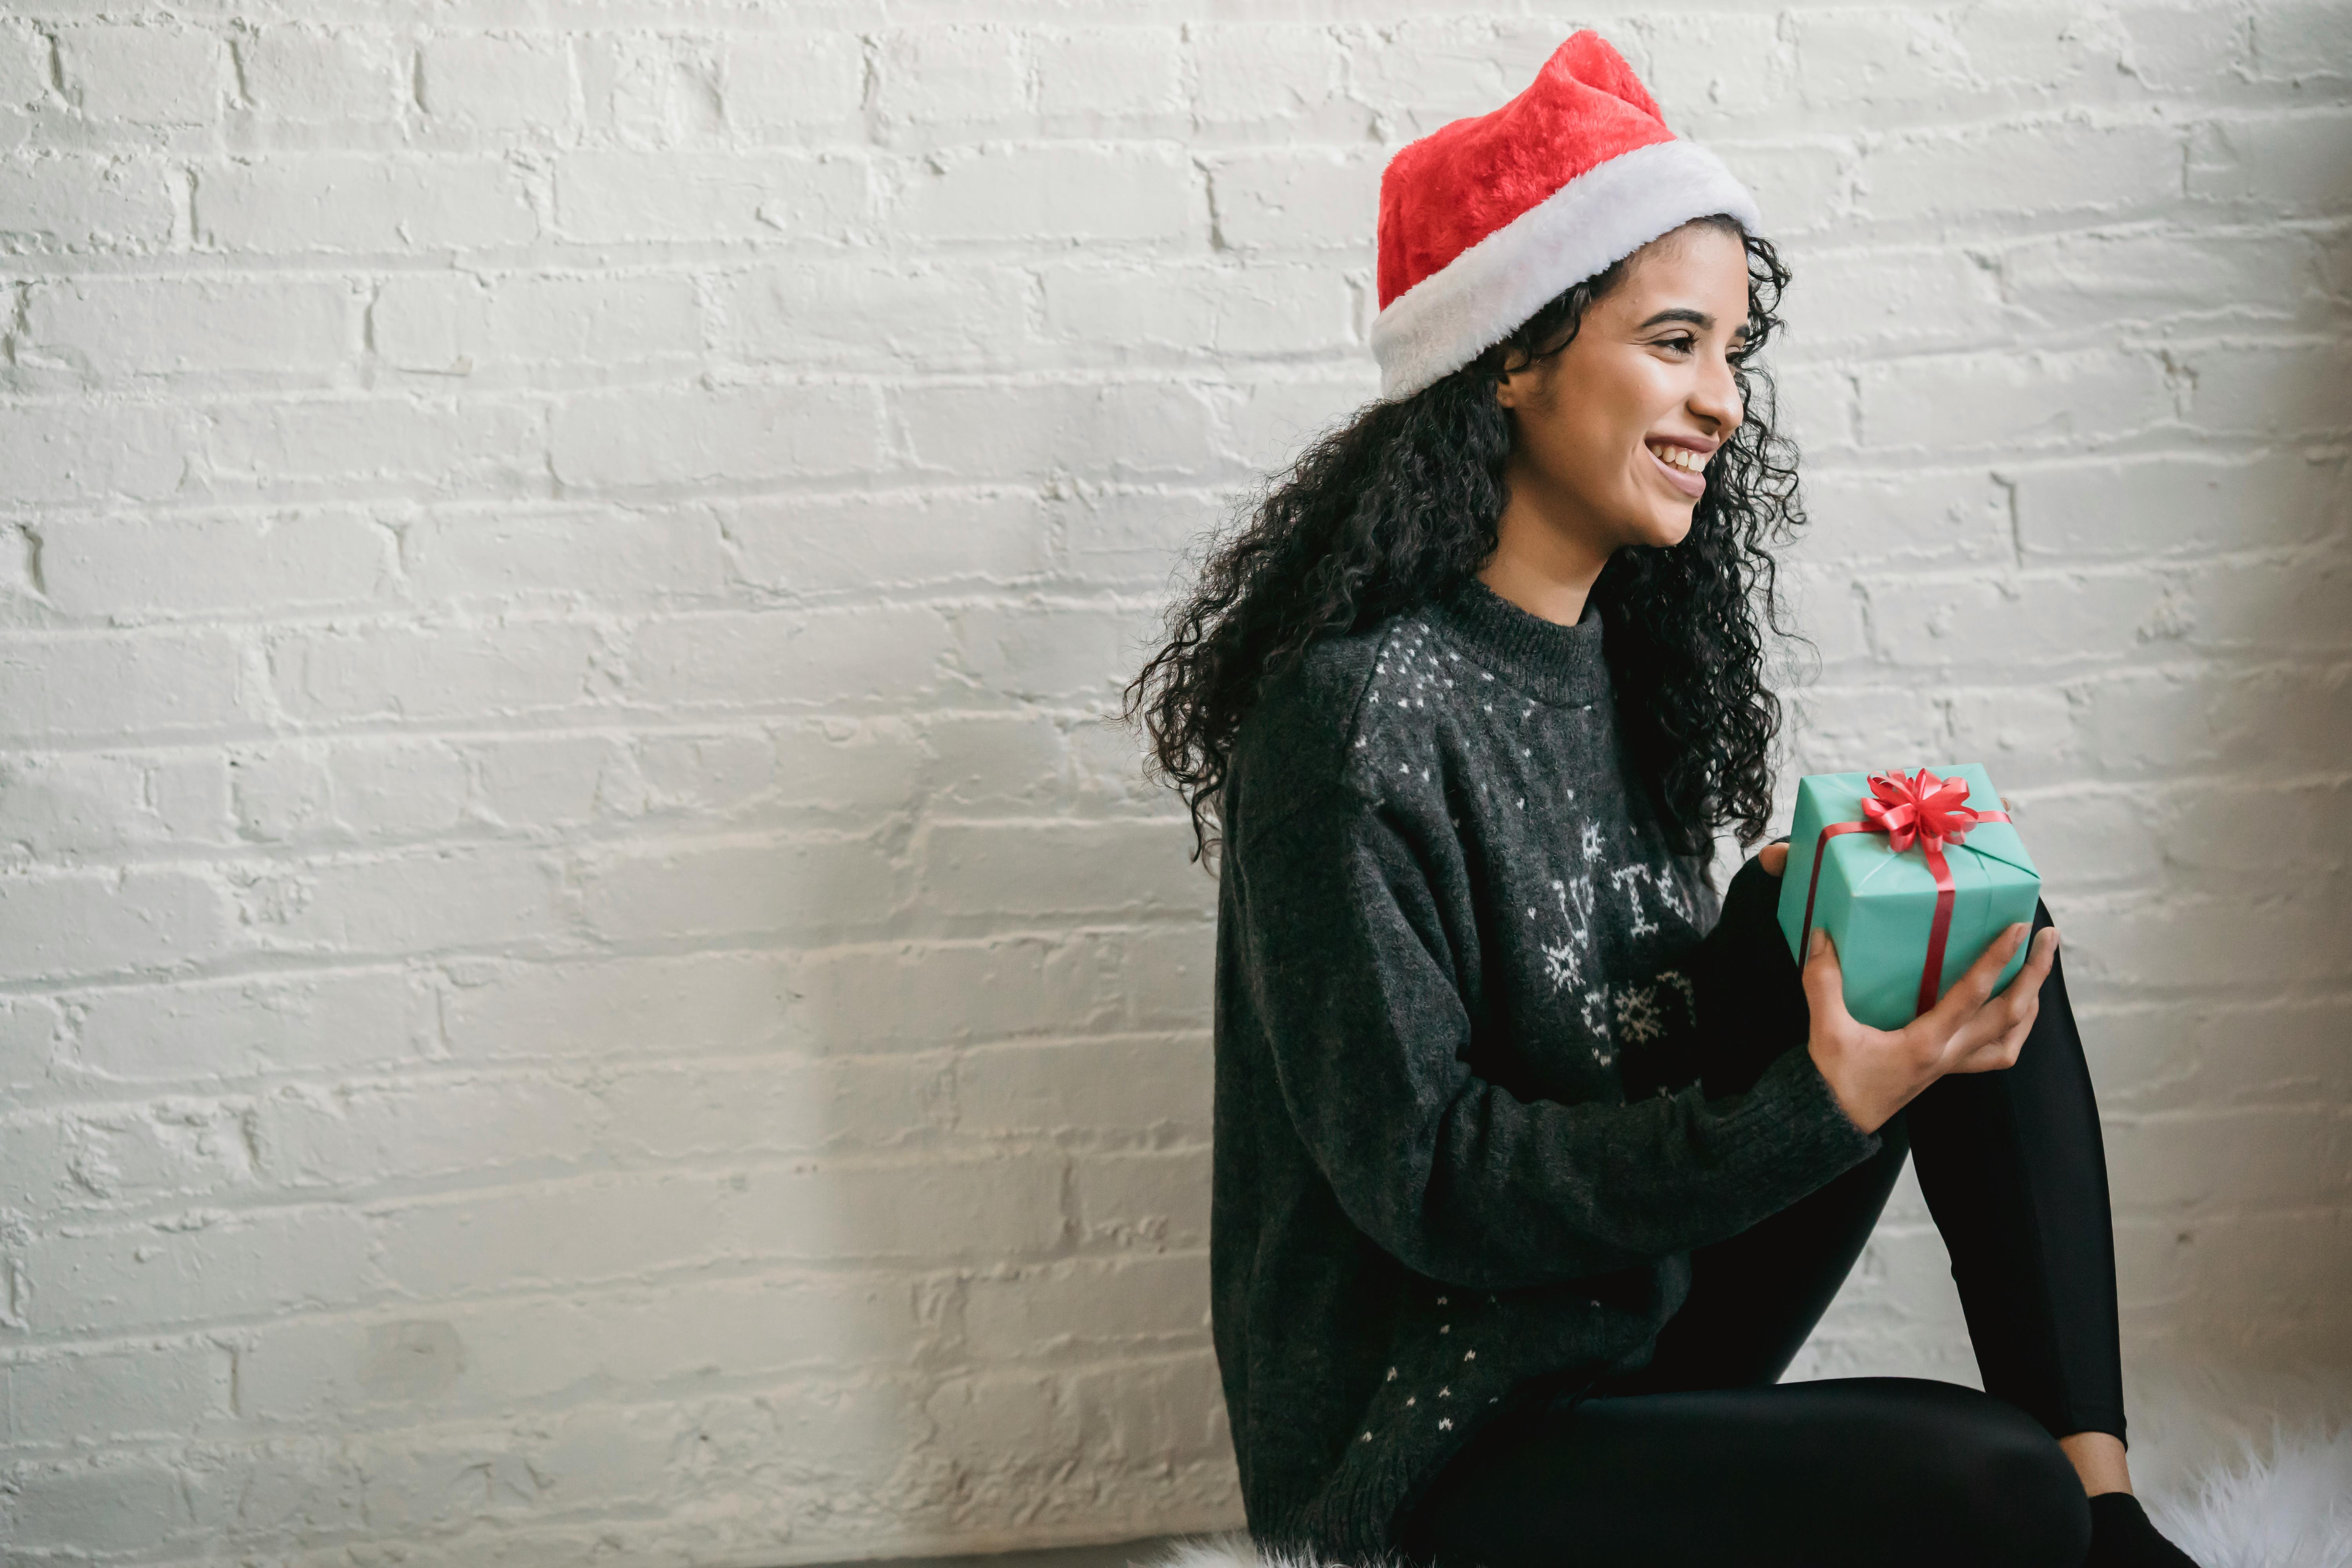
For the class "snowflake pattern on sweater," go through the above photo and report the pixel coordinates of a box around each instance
[1354,606,1713,1093]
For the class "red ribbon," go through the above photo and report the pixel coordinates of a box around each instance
[1797,767,2012,1019]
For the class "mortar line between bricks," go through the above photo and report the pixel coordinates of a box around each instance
[0,209,2343,281]
[6,312,2345,376]
[0,430,2333,523]
[0,528,2337,627]
[7,655,2345,754]
[13,997,2343,1113]
[13,1189,1223,1286]
[2,194,2338,261]
[11,94,2350,165]
[0,364,1387,409]
[20,567,2329,636]
[0,776,2344,882]
[26,944,2341,1010]
[0,1343,1230,1453]
[2074,986,2352,1017]
[0,917,1223,998]
[4,1223,1222,1345]
[11,1136,1212,1227]
[5,322,2347,403]
[0,478,1252,515]
[77,982,2352,1116]
[5,1376,1235,1460]
[0,465,2324,545]
[0,585,1179,628]
[0,1245,1219,1358]
[0,443,2329,531]
[0,1339,1229,1440]
[0,1024,1217,1112]
[14,1154,1232,1223]
[2,202,2346,281]
[0,929,1223,1000]
[2,1100,2325,1212]
[1,768,2345,855]
[13,1051,1235,1107]
[0,806,1206,860]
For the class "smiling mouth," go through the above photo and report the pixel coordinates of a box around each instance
[1637,442,1712,491]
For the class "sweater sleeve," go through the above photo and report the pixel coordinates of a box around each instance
[1229,784,1882,1292]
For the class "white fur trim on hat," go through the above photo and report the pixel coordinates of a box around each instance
[1369,139,1763,402]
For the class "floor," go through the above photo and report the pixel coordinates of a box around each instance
[809,1540,1180,1568]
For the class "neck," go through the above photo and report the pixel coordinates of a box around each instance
[1477,463,1615,626]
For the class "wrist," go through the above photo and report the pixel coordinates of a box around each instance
[1807,1038,1889,1137]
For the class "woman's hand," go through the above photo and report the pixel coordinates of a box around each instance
[1800,923,2060,1134]
[1749,835,2058,1135]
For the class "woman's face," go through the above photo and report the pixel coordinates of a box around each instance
[1495,222,1753,553]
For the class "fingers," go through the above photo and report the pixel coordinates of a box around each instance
[1759,842,1789,878]
[1985,926,2060,1016]
[2019,924,2060,989]
[1952,1005,2036,1073]
[1813,922,2060,1079]
[1947,927,2060,1071]
[1920,920,2031,1030]
[2000,1009,2035,1063]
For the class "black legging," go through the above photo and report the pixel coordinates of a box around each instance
[1398,853,2123,1568]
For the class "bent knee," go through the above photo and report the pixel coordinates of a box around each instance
[1925,1399,2091,1567]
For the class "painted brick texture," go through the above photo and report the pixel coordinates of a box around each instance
[0,4,2345,1564]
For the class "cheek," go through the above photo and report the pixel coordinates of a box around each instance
[1562,371,1675,475]
[1528,401,1615,477]
[1528,374,1665,493]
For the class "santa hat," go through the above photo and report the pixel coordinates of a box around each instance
[1370,31,1762,401]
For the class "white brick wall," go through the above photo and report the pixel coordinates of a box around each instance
[0,4,2345,1563]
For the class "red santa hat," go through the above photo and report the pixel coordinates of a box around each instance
[1371,31,1761,400]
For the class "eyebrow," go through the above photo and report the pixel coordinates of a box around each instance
[1637,306,1752,341]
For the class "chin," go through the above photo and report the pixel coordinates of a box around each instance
[1634,507,1697,549]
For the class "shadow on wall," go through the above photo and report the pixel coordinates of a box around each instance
[733,313,1371,1544]
[782,697,1237,1554]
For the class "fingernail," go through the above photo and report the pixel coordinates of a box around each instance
[1809,928,1824,956]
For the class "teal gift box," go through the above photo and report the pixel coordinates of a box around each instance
[1774,763,2040,1030]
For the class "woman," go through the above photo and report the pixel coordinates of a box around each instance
[1124,33,2202,1568]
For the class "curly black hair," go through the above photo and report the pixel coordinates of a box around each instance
[1123,215,1805,871]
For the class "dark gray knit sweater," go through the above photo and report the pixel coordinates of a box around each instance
[1209,577,1883,1560]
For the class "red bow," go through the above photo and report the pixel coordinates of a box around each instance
[1798,768,2011,1020]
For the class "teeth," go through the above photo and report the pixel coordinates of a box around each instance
[1649,442,1706,474]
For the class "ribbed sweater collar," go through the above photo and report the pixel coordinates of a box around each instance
[1430,576,1611,707]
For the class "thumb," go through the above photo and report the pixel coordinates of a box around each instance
[1800,927,1849,1022]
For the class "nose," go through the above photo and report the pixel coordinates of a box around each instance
[1690,348,1743,434]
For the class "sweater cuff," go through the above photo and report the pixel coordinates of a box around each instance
[1735,1043,1883,1188]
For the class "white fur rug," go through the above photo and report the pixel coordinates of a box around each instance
[2129,1367,2352,1568]
[1141,1368,2352,1568]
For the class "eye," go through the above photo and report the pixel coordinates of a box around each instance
[1656,334,1769,364]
